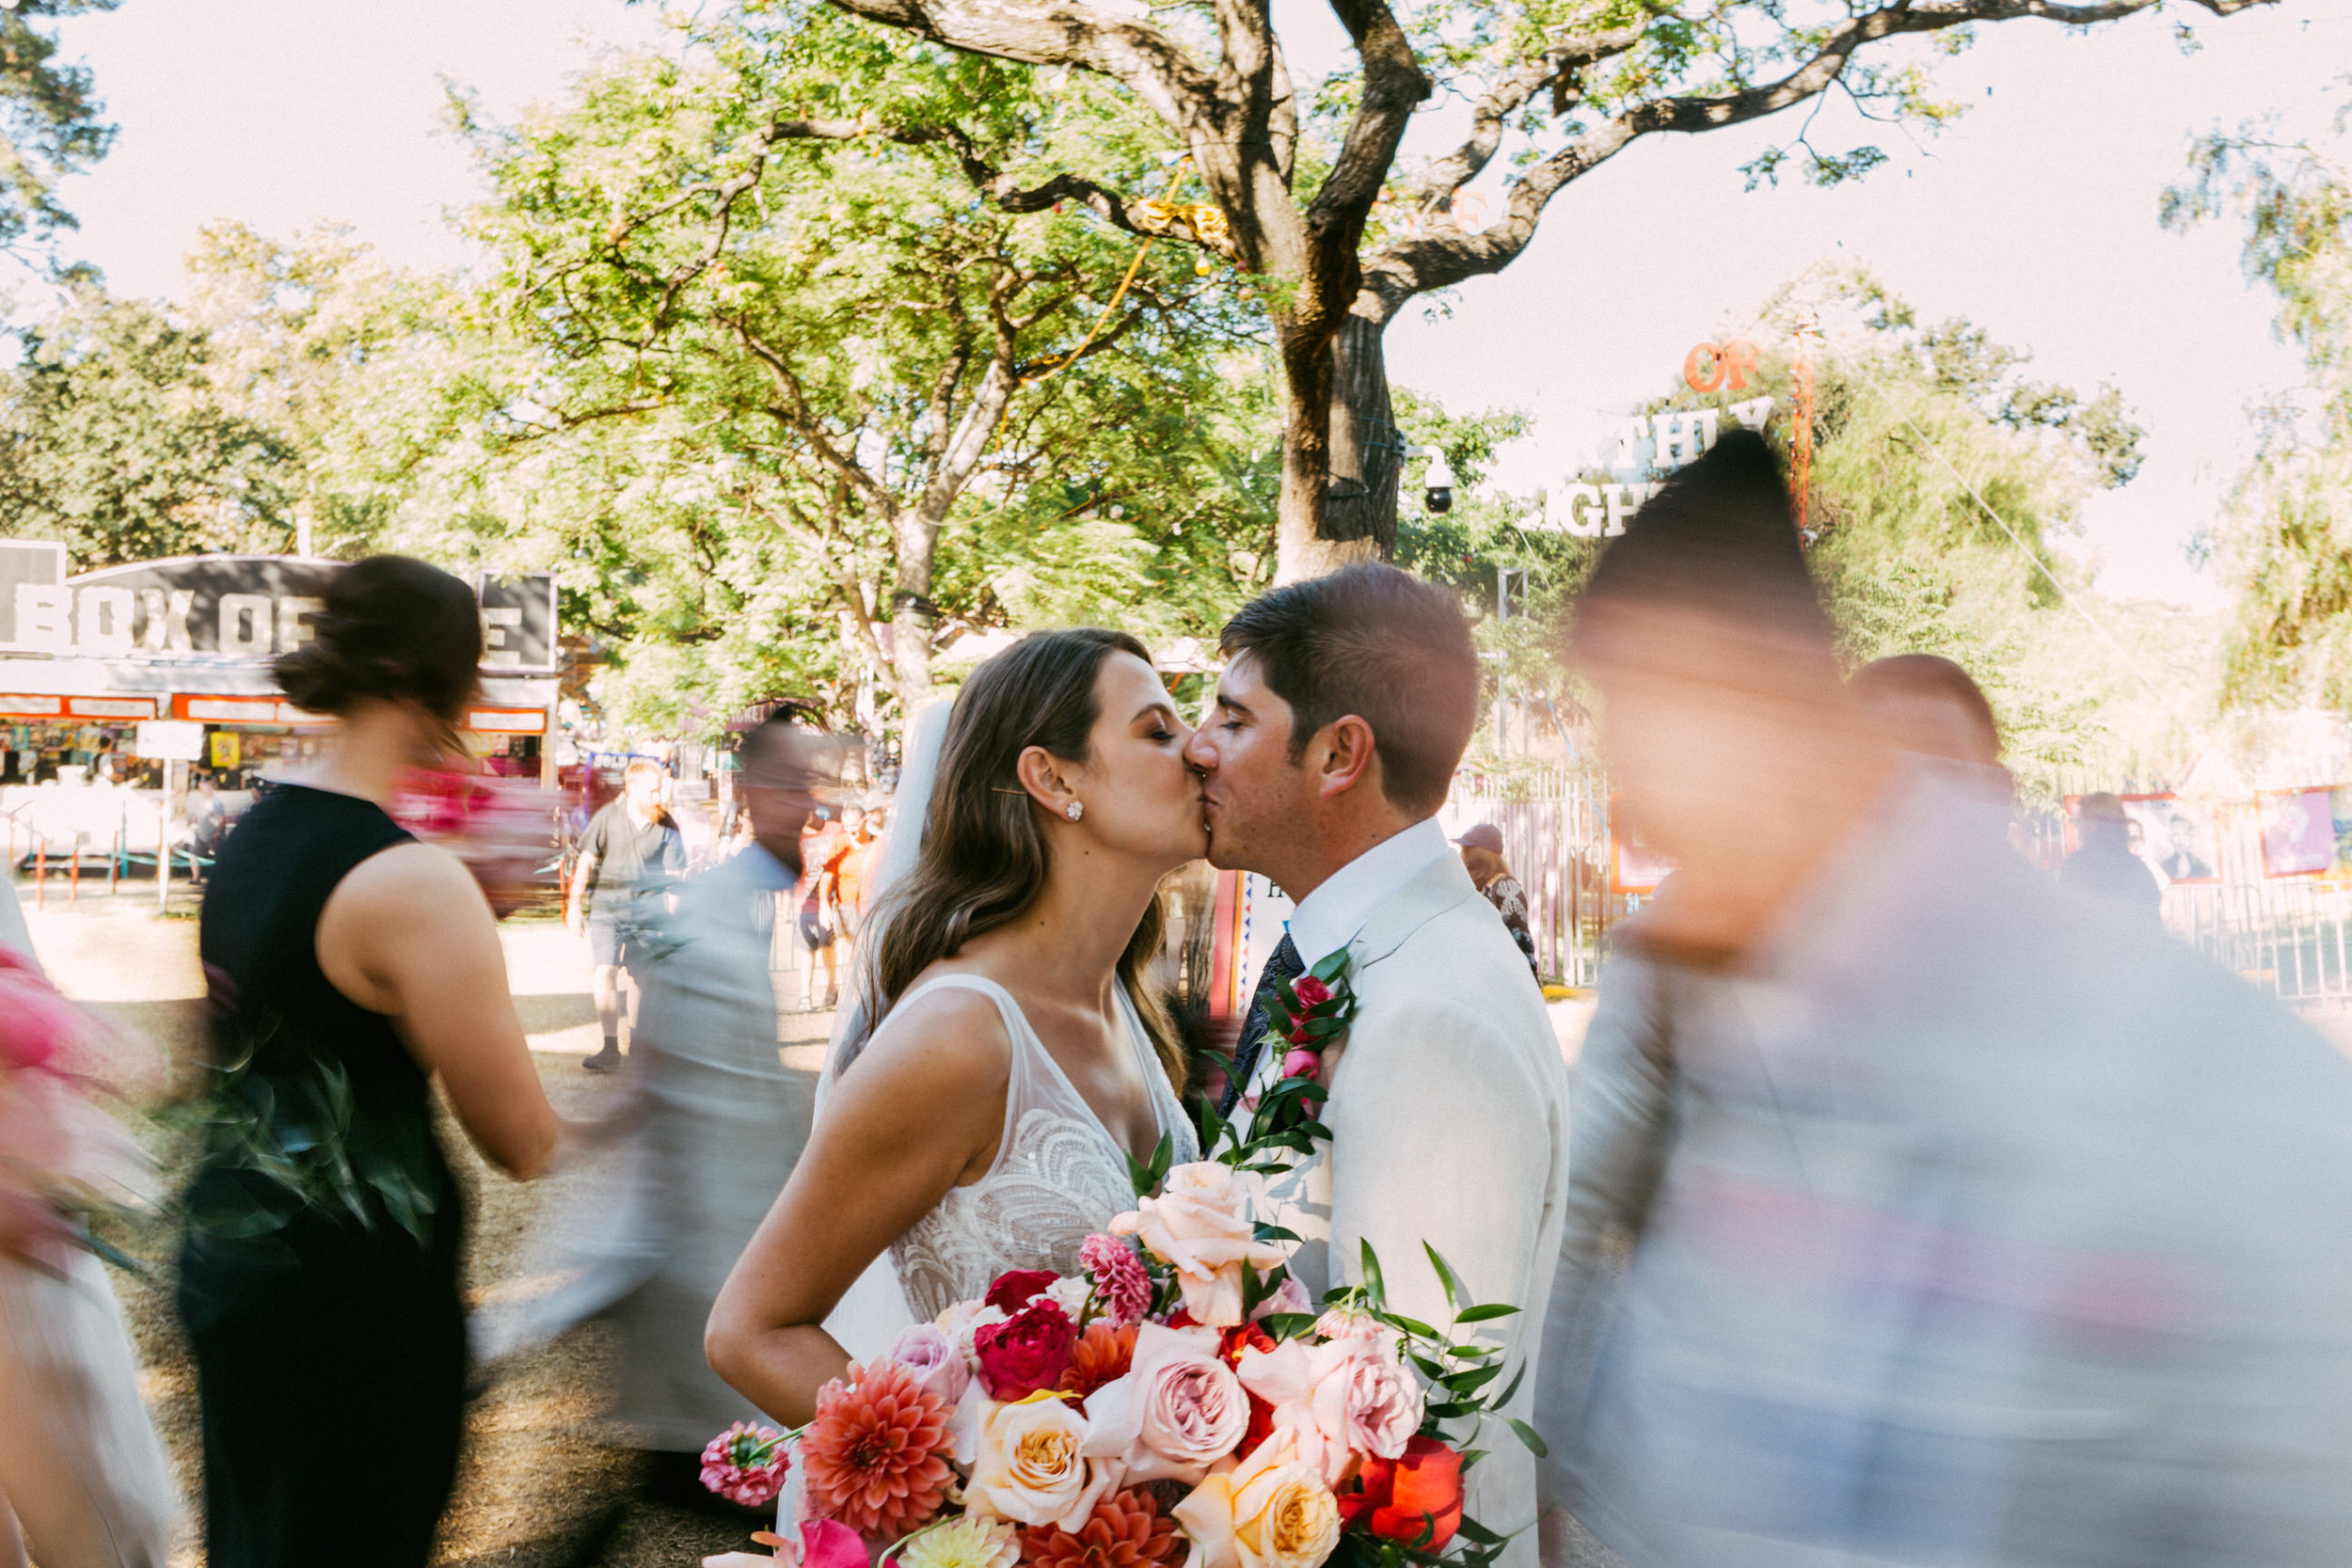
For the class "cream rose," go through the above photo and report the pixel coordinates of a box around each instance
[1081,1323,1250,1484]
[1110,1163,1285,1327]
[966,1392,1116,1533]
[1172,1429,1343,1568]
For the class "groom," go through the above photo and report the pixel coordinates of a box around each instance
[1186,563,1568,1568]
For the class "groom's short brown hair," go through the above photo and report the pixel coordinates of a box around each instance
[1219,563,1478,816]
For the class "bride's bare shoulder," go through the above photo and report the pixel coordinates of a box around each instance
[851,969,1016,1092]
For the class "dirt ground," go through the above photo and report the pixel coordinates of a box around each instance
[29,894,834,1568]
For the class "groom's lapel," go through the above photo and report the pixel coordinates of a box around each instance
[1346,850,1484,977]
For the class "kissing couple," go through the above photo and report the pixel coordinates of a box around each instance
[707,563,1569,1568]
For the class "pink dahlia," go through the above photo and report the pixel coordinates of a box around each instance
[801,1360,955,1540]
[1082,1233,1153,1326]
[701,1421,789,1508]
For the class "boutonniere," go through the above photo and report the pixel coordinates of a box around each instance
[1206,951,1358,1174]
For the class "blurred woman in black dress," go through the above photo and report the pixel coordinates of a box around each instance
[177,556,560,1568]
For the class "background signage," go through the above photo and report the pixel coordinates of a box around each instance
[0,548,558,672]
[478,571,558,673]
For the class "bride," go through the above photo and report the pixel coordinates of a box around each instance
[707,628,1204,1422]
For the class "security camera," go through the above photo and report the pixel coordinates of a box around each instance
[1422,450,1458,515]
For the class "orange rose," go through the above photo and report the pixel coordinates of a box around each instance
[1334,1436,1462,1551]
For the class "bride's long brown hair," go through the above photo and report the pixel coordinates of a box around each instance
[861,628,1185,1093]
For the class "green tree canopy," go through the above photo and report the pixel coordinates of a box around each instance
[2165,87,2352,711]
[1409,267,2187,790]
[778,0,2266,581]
[0,284,295,564]
[450,6,1282,728]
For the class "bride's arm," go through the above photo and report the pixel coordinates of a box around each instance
[707,988,1011,1425]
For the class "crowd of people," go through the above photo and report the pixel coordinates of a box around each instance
[5,430,2352,1568]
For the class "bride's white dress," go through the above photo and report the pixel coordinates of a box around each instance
[884,973,1199,1321]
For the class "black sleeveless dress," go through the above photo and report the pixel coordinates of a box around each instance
[177,784,468,1568]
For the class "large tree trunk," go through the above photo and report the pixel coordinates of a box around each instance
[1274,309,1399,584]
[887,507,939,708]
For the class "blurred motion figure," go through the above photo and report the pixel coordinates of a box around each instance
[177,556,558,1568]
[2061,791,2164,922]
[487,715,834,1508]
[1538,432,2352,1568]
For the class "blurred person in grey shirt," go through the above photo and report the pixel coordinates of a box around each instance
[1537,432,2352,1568]
[487,714,832,1509]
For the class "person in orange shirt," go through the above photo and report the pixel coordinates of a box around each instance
[794,809,851,1010]
[834,804,878,930]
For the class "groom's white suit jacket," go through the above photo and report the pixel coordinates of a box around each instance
[1237,848,1569,1568]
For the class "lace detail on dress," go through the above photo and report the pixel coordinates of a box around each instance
[884,977,1198,1323]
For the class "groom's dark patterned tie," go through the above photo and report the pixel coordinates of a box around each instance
[1219,932,1304,1117]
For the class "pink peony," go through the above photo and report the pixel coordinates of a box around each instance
[1081,1233,1154,1326]
[1080,1323,1251,1484]
[700,1421,790,1508]
[1235,1325,1422,1486]
[888,1323,970,1407]
[973,1297,1078,1400]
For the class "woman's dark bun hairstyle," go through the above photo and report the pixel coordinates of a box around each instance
[275,555,483,723]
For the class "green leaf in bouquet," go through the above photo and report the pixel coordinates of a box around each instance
[1297,1120,1335,1141]
[1252,1223,1302,1244]
[1383,1312,1441,1339]
[1409,1353,1449,1381]
[1423,1400,1474,1419]
[1302,1016,1344,1037]
[1127,1130,1175,1196]
[1423,1243,1464,1310]
[1455,1448,1488,1475]
[1257,1312,1318,1339]
[1454,1302,1520,1323]
[1442,1362,1504,1393]
[1310,950,1350,984]
[1359,1239,1387,1304]
[1491,1362,1527,1410]
[1503,1417,1549,1457]
[1453,1516,1507,1546]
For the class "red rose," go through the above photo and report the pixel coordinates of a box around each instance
[973,1298,1077,1400]
[1218,1323,1279,1453]
[1337,1436,1463,1550]
[984,1268,1060,1313]
[1291,975,1332,1007]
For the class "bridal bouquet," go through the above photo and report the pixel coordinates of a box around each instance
[0,945,155,1272]
[703,1158,1535,1568]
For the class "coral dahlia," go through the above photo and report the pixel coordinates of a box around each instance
[1017,1487,1186,1568]
[1058,1321,1138,1403]
[800,1360,956,1540]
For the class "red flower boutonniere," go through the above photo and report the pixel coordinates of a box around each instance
[1211,952,1357,1173]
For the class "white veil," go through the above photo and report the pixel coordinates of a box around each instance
[809,699,952,1360]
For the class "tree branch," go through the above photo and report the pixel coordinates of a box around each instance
[1361,0,2271,320]
[818,0,1224,144]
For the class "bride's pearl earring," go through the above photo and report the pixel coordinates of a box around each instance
[1065,801,1084,822]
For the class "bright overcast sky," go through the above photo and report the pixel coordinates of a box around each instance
[48,0,2352,609]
